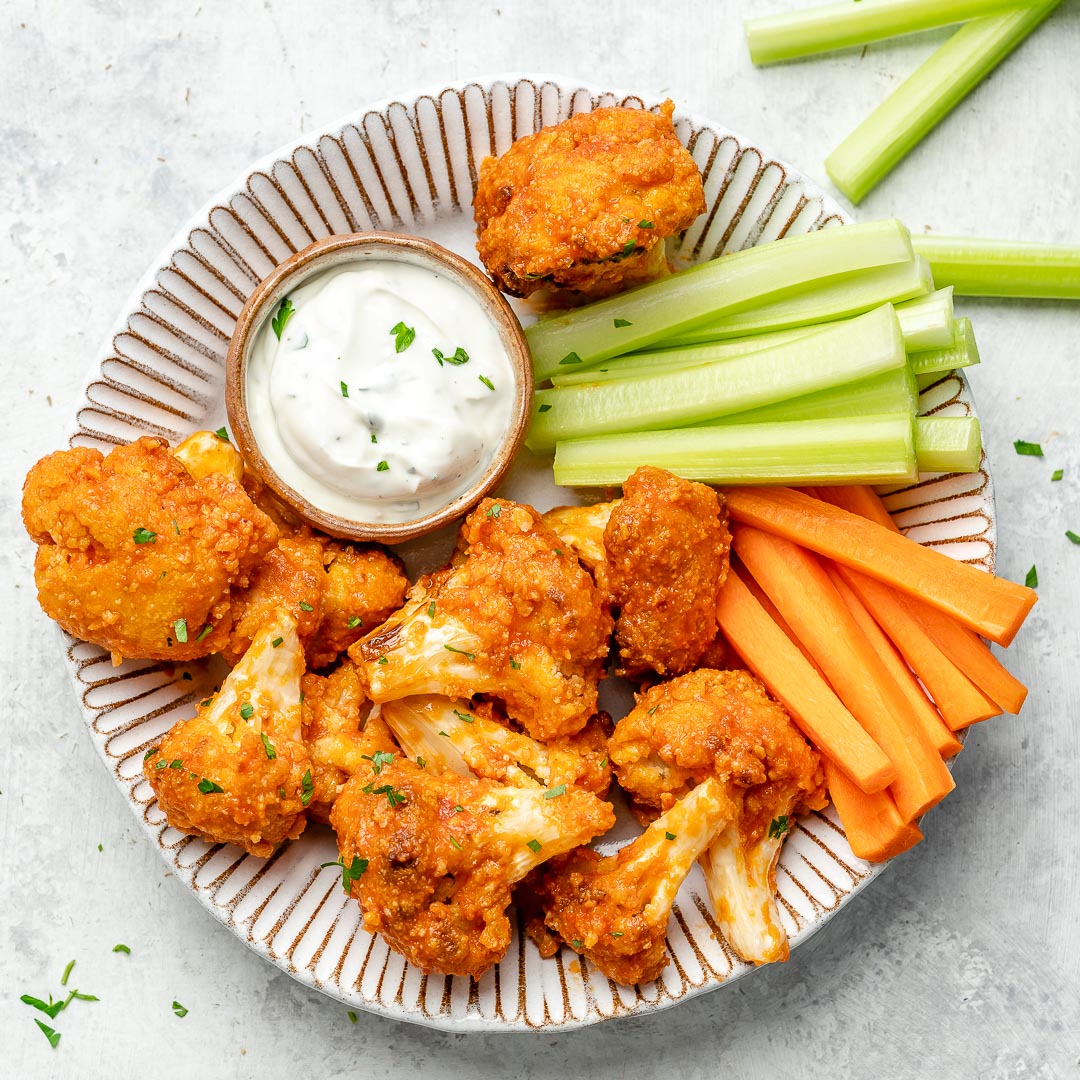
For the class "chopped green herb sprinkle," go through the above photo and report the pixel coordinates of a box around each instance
[370,432,378,444]
[487,503,501,519]
[214,427,230,441]
[113,944,131,955]
[427,601,436,618]
[444,644,476,660]
[133,527,157,544]
[377,656,388,665]
[154,759,167,770]
[544,784,567,799]
[1026,565,1038,589]
[363,750,395,775]
[571,939,583,950]
[376,460,389,472]
[665,831,676,841]
[321,854,368,893]
[145,747,160,761]
[301,770,314,806]
[598,758,607,769]
[367,783,406,808]
[478,374,495,391]
[272,297,295,340]
[239,703,254,721]
[510,657,521,670]
[449,835,464,850]
[639,220,654,229]
[527,839,542,853]
[271,636,284,648]
[21,994,63,1019]
[260,733,277,760]
[1052,469,1064,481]
[538,403,552,413]
[174,618,188,644]
[279,787,286,799]
[559,352,583,366]
[168,759,184,770]
[299,601,314,612]
[452,805,465,814]
[340,380,349,398]
[416,757,427,769]
[432,346,470,366]
[173,519,181,535]
[768,815,790,840]
[1067,530,1080,545]
[611,931,624,938]
[198,778,224,795]
[195,624,213,642]
[613,318,632,328]
[348,1011,358,1024]
[172,1000,188,1018]
[35,1020,60,1048]
[1014,439,1044,457]
[390,322,416,353]
[347,616,363,629]
[453,710,475,724]
[648,704,659,715]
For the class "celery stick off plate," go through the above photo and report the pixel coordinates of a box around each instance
[58,76,996,1032]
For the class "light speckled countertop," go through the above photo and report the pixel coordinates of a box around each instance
[2,2,1078,1077]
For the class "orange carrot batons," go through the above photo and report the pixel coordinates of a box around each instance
[716,568,896,794]
[824,760,923,863]
[732,524,954,822]
[724,486,1036,646]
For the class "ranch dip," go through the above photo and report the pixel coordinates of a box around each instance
[246,258,516,524]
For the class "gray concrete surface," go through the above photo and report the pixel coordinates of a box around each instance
[2,2,1078,1076]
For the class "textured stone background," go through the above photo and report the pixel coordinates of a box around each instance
[2,2,1078,1077]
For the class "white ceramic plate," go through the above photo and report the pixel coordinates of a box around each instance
[61,76,995,1031]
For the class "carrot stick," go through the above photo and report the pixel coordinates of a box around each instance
[716,568,896,794]
[725,486,1037,646]
[826,564,963,758]
[832,564,1001,732]
[732,525,955,821]
[818,485,1029,713]
[824,759,923,863]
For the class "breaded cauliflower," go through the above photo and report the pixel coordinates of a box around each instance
[474,101,705,300]
[609,668,827,965]
[544,466,732,678]
[351,498,612,741]
[144,611,311,857]
[330,755,615,977]
[22,436,277,663]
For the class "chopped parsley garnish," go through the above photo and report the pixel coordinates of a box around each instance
[214,426,230,441]
[168,759,184,770]
[613,318,632,328]
[260,733,277,760]
[537,403,552,413]
[432,345,470,366]
[449,835,464,850]
[272,297,295,340]
[370,432,378,444]
[1067,530,1080,545]
[478,374,495,391]
[172,1000,188,1018]
[173,618,188,644]
[1052,469,1064,481]
[195,624,213,642]
[239,703,254,720]
[144,747,159,761]
[279,787,286,799]
[366,783,406,808]
[1013,439,1043,457]
[133,527,157,544]
[487,503,501,518]
[453,710,475,724]
[348,1011,358,1024]
[571,939,583,950]
[154,759,168,770]
[638,220,654,229]
[340,380,349,398]
[558,352,583,366]
[299,601,314,612]
[1026,565,1038,589]
[301,770,315,806]
[113,944,131,955]
[526,839,542,853]
[598,757,607,769]
[416,756,426,769]
[390,321,416,353]
[198,778,224,795]
[21,993,65,1019]
[648,704,659,715]
[452,805,465,814]
[554,549,563,556]
[610,931,624,938]
[544,784,567,799]
[35,1020,61,1048]
[665,831,676,841]
[376,460,389,472]
[444,644,476,660]
[347,616,363,629]
[427,601,436,618]
[768,815,790,840]
[321,854,368,893]
[173,518,181,535]
[377,656,388,665]
[510,657,521,670]
[362,750,395,775]
[271,636,284,648]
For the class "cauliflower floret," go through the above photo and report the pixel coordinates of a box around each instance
[543,466,731,679]
[22,436,277,663]
[535,778,733,985]
[608,668,827,965]
[350,498,612,741]
[144,611,311,857]
[330,755,615,977]
[380,694,612,797]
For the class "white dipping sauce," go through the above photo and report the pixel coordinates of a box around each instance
[246,259,515,524]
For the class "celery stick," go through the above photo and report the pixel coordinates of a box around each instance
[909,317,980,376]
[824,1,1062,204]
[526,303,905,451]
[552,415,917,487]
[894,288,955,351]
[915,416,982,472]
[911,235,1080,298]
[524,220,914,379]
[745,0,1025,66]
[650,255,930,346]
[712,367,917,426]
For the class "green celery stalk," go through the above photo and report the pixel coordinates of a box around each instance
[894,288,955,351]
[526,303,905,451]
[552,414,917,487]
[825,1,1062,204]
[648,255,930,346]
[524,219,914,379]
[909,317,980,376]
[914,415,982,472]
[911,235,1080,298]
[710,366,917,426]
[745,0,1026,65]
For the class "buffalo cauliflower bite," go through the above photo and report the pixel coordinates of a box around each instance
[351,498,612,741]
[22,436,277,663]
[144,611,311,857]
[330,755,615,978]
[474,101,705,300]
[535,778,733,985]
[543,466,732,678]
[608,668,827,965]
[225,532,407,668]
